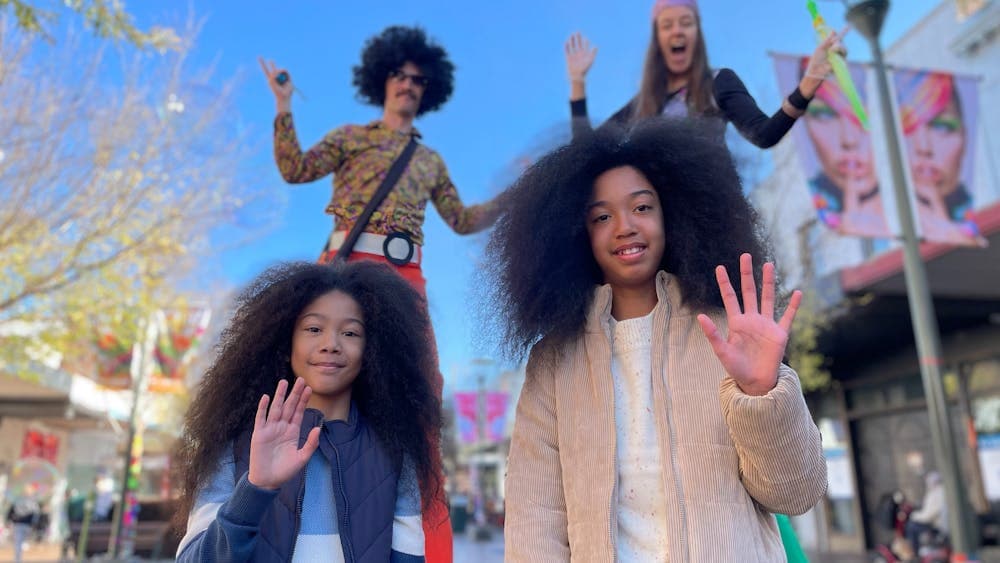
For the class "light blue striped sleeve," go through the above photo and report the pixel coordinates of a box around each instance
[390,456,425,563]
[176,449,279,562]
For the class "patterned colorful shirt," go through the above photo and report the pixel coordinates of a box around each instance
[274,113,502,246]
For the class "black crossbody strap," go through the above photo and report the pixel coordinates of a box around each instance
[331,137,418,263]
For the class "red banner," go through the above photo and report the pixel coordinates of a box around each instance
[21,429,59,464]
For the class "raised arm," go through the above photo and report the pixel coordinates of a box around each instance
[697,254,826,514]
[716,30,846,148]
[177,378,321,562]
[260,57,345,183]
[566,32,597,138]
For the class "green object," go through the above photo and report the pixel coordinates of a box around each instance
[75,491,95,563]
[806,0,870,130]
[777,513,809,563]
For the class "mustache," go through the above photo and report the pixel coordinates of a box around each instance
[396,90,418,100]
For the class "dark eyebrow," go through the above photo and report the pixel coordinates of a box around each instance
[298,313,365,326]
[586,189,657,211]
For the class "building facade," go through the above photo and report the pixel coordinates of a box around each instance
[752,0,1000,555]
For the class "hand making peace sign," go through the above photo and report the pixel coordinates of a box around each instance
[258,57,294,113]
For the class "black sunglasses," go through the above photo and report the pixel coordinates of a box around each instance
[388,69,430,88]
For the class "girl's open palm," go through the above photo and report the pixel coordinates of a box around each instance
[697,254,802,397]
[247,377,320,490]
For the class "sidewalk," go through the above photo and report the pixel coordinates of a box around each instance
[0,541,63,562]
[0,541,172,563]
[0,535,506,562]
[9,536,999,563]
[806,547,1000,562]
[453,525,504,563]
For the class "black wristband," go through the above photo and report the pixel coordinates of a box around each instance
[788,87,811,111]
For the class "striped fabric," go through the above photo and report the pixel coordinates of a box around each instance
[293,453,345,562]
[391,461,425,561]
[177,446,424,562]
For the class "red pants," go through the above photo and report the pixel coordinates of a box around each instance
[319,249,453,563]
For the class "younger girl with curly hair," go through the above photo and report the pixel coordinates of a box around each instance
[485,118,827,561]
[261,28,505,559]
[173,261,441,562]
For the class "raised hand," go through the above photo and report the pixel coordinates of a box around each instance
[565,32,597,84]
[247,377,321,490]
[258,57,293,113]
[804,27,848,80]
[697,253,802,397]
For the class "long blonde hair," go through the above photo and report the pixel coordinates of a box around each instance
[632,20,716,122]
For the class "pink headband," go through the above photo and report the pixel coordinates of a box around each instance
[651,0,699,20]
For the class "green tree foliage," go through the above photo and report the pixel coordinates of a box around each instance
[787,291,833,393]
[0,23,273,382]
[1,0,178,49]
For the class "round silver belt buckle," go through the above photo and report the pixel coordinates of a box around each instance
[383,232,415,266]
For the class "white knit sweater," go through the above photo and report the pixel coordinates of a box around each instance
[611,311,669,561]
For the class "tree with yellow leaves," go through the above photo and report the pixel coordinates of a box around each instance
[0,21,272,381]
[1,0,178,49]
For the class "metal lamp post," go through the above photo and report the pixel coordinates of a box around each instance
[845,0,977,558]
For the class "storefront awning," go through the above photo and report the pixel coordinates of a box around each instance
[0,372,70,418]
[817,201,1000,373]
[840,201,1000,299]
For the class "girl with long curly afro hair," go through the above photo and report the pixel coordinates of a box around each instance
[353,25,454,116]
[483,117,770,360]
[486,118,824,561]
[172,260,442,560]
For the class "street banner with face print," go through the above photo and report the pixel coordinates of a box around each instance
[893,69,986,247]
[772,54,891,239]
[454,392,479,445]
[773,54,987,246]
[453,391,509,445]
[483,392,509,442]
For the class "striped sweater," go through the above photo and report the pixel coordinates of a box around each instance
[177,413,424,562]
[504,271,827,562]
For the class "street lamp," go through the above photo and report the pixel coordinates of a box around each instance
[845,0,978,558]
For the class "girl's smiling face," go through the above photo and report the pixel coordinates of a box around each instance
[290,290,365,417]
[586,166,666,293]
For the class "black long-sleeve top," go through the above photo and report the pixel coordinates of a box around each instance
[570,68,799,148]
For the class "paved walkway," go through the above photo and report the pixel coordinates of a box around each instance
[0,535,506,562]
[7,536,1000,562]
[453,526,504,563]
[0,540,174,562]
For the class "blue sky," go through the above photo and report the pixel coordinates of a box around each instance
[123,0,939,391]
